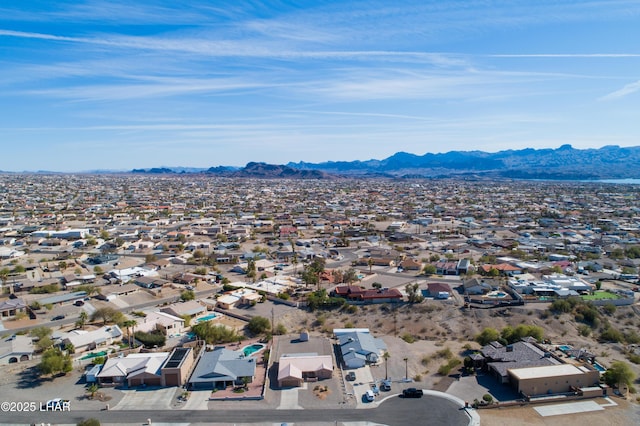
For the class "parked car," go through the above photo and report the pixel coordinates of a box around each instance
[51,315,65,321]
[74,300,85,306]
[371,384,380,395]
[402,388,423,398]
[346,371,356,381]
[364,389,375,402]
[381,379,392,391]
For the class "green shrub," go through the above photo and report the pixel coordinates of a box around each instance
[578,324,591,337]
[627,353,640,365]
[77,418,101,426]
[438,363,452,376]
[600,326,624,343]
[435,347,453,360]
[274,323,287,335]
[247,316,271,335]
[400,333,416,344]
[134,330,166,348]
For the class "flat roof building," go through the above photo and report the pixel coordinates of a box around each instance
[508,363,600,397]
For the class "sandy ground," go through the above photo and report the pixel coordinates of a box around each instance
[476,398,639,426]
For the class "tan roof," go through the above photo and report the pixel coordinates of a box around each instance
[508,363,584,380]
[277,355,333,381]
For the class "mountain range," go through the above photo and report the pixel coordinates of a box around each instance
[130,145,640,180]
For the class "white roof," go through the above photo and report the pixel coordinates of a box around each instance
[217,294,240,305]
[134,311,184,333]
[509,363,584,380]
[65,325,122,348]
[97,352,169,379]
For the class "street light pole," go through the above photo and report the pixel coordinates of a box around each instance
[403,357,408,381]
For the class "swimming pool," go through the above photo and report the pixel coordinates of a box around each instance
[240,343,266,357]
[80,350,108,360]
[196,313,217,323]
[486,291,507,298]
[558,345,573,352]
[593,362,606,372]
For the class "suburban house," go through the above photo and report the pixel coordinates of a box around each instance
[100,283,140,301]
[423,283,452,299]
[96,352,169,387]
[337,331,387,369]
[188,347,257,390]
[277,354,334,387]
[0,335,34,365]
[62,325,123,353]
[482,340,551,381]
[216,288,262,310]
[399,258,422,271]
[435,260,459,275]
[0,247,25,259]
[134,311,185,336]
[134,276,170,289]
[356,257,395,267]
[508,363,600,397]
[330,285,366,300]
[161,346,199,387]
[456,258,471,275]
[480,263,522,276]
[160,300,206,319]
[0,298,27,319]
[358,288,403,304]
[462,278,493,295]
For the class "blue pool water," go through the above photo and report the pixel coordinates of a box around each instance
[241,343,265,357]
[196,313,217,323]
[80,350,107,360]
[558,345,572,352]
[593,362,606,372]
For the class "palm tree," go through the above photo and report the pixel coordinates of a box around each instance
[87,383,99,399]
[383,351,391,380]
[122,319,137,348]
[77,311,88,330]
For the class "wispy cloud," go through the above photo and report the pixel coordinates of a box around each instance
[601,80,640,100]
[26,76,274,101]
[490,53,640,58]
[0,28,466,67]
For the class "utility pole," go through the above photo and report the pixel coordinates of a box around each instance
[271,307,275,335]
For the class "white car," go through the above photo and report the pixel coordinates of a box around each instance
[364,390,375,402]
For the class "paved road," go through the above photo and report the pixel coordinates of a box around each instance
[1,394,472,426]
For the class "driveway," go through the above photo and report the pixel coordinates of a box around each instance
[447,373,519,403]
[179,389,212,410]
[349,366,376,408]
[278,384,304,410]
[112,386,175,410]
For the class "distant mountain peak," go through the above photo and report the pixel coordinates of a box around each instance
[128,145,640,180]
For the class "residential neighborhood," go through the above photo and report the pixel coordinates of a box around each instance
[0,174,639,425]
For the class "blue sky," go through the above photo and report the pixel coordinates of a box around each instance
[1,1,640,172]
